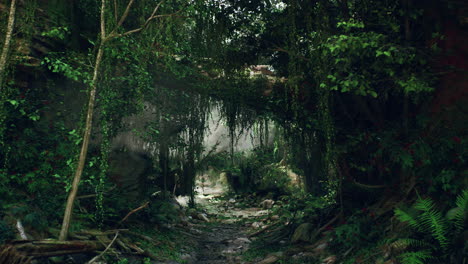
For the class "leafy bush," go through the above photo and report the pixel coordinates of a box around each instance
[274,192,329,225]
[145,199,181,225]
[205,146,287,193]
[0,220,14,243]
[256,165,291,193]
[331,210,383,251]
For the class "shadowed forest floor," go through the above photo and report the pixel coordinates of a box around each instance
[167,186,264,264]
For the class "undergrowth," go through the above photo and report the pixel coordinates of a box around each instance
[394,189,467,264]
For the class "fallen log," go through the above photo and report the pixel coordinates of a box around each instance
[8,239,104,257]
[0,229,157,262]
[76,229,128,237]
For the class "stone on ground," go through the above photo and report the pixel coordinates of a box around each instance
[260,199,275,209]
[258,254,279,264]
[291,223,314,243]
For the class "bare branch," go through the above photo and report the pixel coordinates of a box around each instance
[149,0,166,21]
[113,0,118,23]
[115,0,135,29]
[107,0,167,39]
[118,201,150,225]
[120,27,144,36]
[86,231,119,264]
[120,11,184,37]
[100,0,107,40]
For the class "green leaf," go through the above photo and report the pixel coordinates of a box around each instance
[29,115,40,121]
[7,100,19,106]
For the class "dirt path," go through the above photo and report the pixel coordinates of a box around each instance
[176,185,263,264]
[194,223,250,264]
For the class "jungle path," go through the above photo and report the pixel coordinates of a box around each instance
[181,185,270,264]
[193,223,249,264]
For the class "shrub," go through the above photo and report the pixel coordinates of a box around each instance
[0,220,14,243]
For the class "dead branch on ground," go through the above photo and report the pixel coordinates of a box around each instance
[118,201,150,225]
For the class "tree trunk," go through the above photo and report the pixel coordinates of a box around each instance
[59,0,173,240]
[0,0,17,90]
[59,0,107,241]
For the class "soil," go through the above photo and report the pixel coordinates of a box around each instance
[193,223,249,264]
[169,184,262,264]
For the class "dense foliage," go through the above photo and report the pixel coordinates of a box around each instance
[0,0,466,263]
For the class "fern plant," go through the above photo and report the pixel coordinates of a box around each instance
[398,250,432,264]
[394,189,467,264]
[395,198,449,249]
[447,189,468,231]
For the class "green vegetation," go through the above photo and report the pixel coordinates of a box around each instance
[0,0,466,263]
[393,190,468,264]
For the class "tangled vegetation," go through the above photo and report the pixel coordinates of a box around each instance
[0,0,466,263]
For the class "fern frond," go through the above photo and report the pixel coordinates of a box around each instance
[395,208,420,230]
[453,189,468,230]
[399,250,432,264]
[413,198,435,213]
[455,189,468,209]
[392,238,432,252]
[415,198,449,248]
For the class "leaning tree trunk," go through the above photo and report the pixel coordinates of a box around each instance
[59,0,107,241]
[59,0,173,240]
[0,0,16,89]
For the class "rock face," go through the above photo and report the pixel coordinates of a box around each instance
[291,223,314,243]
